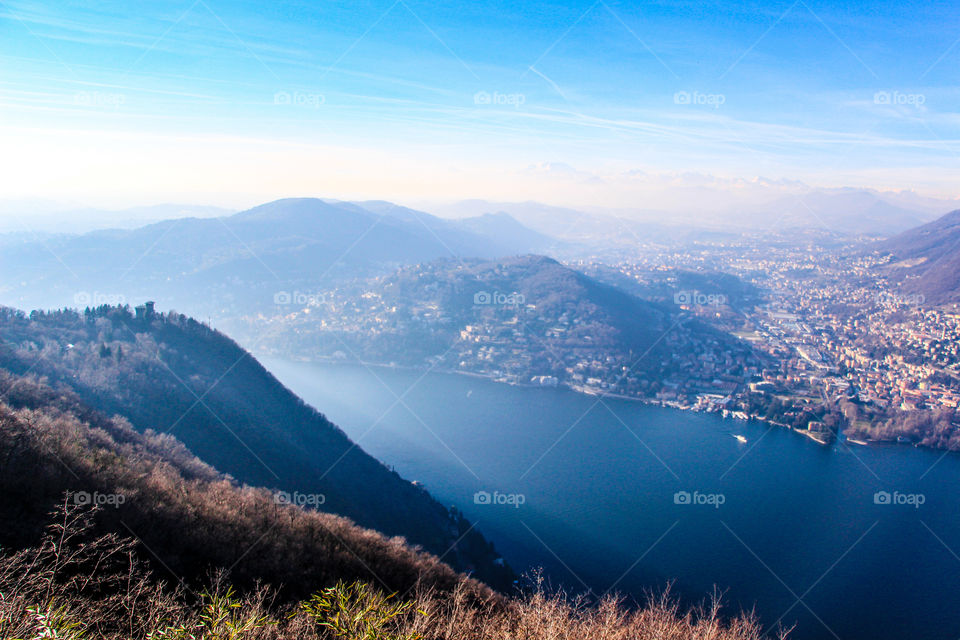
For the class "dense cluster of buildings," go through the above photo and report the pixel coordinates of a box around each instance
[454,315,758,399]
[597,235,960,438]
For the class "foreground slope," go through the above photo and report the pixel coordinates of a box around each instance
[0,369,494,601]
[0,305,510,587]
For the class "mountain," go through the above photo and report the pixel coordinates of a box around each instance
[0,305,511,587]
[456,212,560,255]
[0,198,529,317]
[742,189,937,235]
[608,188,940,236]
[347,199,558,256]
[426,200,711,255]
[872,209,960,304]
[238,255,760,398]
[435,189,954,240]
[430,199,616,241]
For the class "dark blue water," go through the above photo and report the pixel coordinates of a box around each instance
[263,359,960,640]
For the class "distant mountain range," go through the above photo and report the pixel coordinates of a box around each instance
[0,198,557,317]
[873,209,960,304]
[455,212,560,255]
[741,189,937,236]
[433,188,958,239]
[3,190,948,323]
[428,200,704,249]
[0,305,511,587]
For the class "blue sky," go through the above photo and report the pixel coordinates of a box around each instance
[2,0,959,208]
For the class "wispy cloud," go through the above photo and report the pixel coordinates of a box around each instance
[1,0,959,205]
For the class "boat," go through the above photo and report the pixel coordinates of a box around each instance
[734,434,748,444]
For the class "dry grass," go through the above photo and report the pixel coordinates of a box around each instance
[0,394,497,604]
[0,503,786,640]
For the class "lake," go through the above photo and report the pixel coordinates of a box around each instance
[262,359,960,640]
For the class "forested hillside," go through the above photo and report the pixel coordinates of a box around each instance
[0,369,495,601]
[0,304,510,587]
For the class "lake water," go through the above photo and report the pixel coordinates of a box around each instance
[263,359,960,640]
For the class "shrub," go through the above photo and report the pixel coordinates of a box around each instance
[298,582,423,640]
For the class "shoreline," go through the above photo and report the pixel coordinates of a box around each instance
[263,356,957,455]
[261,354,858,449]
[794,427,833,446]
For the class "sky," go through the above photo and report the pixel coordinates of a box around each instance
[2,0,959,211]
